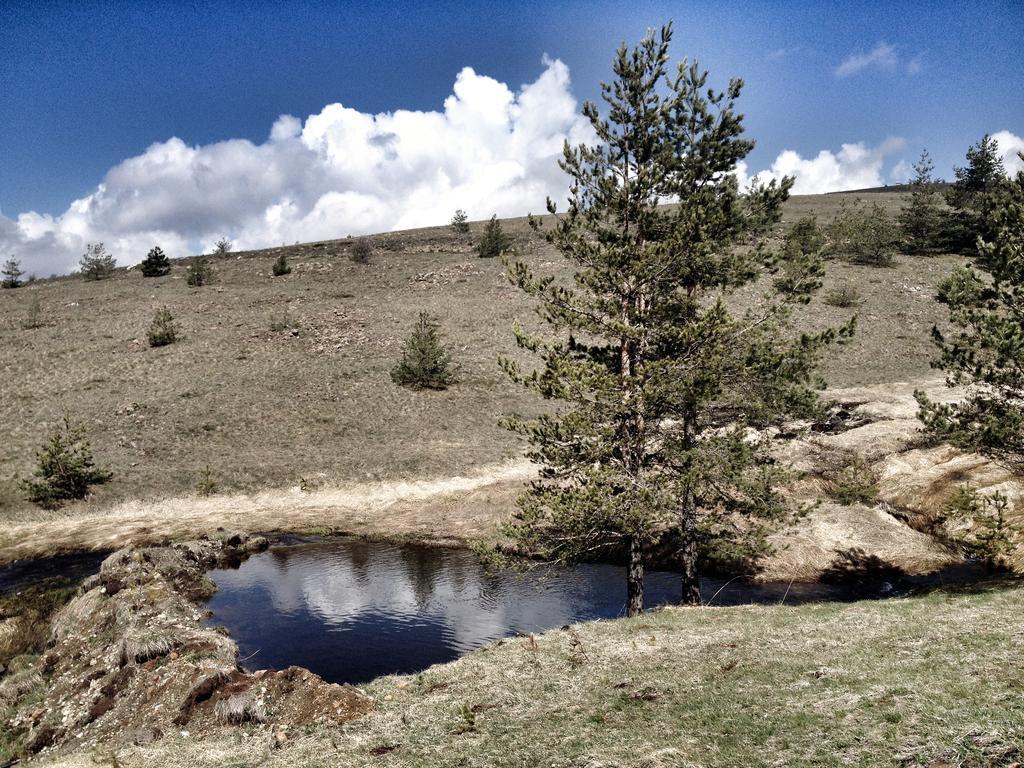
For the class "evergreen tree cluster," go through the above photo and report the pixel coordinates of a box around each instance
[917,154,1024,473]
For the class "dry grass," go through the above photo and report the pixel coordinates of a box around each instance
[0,193,964,527]
[40,580,1024,768]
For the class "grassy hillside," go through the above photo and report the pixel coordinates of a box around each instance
[47,579,1024,768]
[0,192,960,520]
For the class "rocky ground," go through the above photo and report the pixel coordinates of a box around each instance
[1,534,371,762]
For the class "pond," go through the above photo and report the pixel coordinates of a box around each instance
[204,536,978,685]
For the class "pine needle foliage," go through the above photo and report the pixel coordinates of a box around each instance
[1,257,24,289]
[213,237,233,257]
[21,412,112,508]
[139,246,171,277]
[916,157,1024,473]
[774,217,825,301]
[946,134,1008,255]
[898,150,947,255]
[79,243,116,281]
[477,215,512,258]
[391,312,456,390]
[501,24,852,614]
[146,306,179,347]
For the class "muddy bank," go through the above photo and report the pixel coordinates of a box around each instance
[0,534,370,762]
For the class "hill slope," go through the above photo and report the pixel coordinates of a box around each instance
[0,192,957,521]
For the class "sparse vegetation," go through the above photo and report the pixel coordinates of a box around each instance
[824,284,861,308]
[196,465,218,496]
[272,252,291,276]
[944,485,1020,569]
[450,209,470,234]
[775,216,826,300]
[186,256,214,286]
[821,451,880,506]
[391,312,455,390]
[827,201,899,266]
[146,306,179,347]
[79,242,116,281]
[1,257,24,289]
[139,246,171,277]
[19,295,45,329]
[213,237,233,257]
[476,215,511,258]
[917,157,1024,472]
[350,237,373,264]
[20,412,112,508]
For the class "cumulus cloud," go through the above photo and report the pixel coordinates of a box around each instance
[739,137,906,194]
[992,130,1024,174]
[0,58,595,276]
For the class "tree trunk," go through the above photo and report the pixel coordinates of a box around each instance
[679,490,702,605]
[626,536,645,617]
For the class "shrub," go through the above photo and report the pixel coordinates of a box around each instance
[350,237,373,264]
[450,209,470,234]
[824,285,861,308]
[269,306,298,333]
[139,246,171,277]
[147,306,179,347]
[20,294,45,329]
[826,201,899,266]
[213,237,233,257]
[271,252,291,276]
[186,256,214,287]
[477,215,512,258]
[196,465,218,497]
[79,243,116,281]
[391,312,456,390]
[21,413,112,508]
[821,452,880,506]
[1,256,24,288]
[944,485,1019,569]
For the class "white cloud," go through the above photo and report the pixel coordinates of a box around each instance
[739,137,906,194]
[836,42,898,77]
[992,130,1024,175]
[0,58,595,276]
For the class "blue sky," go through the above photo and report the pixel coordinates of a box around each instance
[1,0,1022,274]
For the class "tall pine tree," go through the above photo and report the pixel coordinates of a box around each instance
[140,246,171,277]
[898,149,946,255]
[947,134,1008,254]
[502,25,850,614]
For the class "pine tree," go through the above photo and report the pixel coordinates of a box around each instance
[272,252,291,276]
[774,217,825,301]
[476,215,512,258]
[391,312,456,390]
[898,150,947,255]
[147,306,179,347]
[21,412,112,508]
[213,237,233,257]
[79,243,116,281]
[451,209,470,234]
[139,246,171,277]
[947,134,1008,254]
[186,256,213,286]
[917,156,1024,472]
[1,256,24,288]
[502,25,850,615]
[826,201,899,266]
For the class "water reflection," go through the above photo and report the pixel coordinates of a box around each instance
[204,537,972,685]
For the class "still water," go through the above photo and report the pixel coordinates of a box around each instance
[205,536,963,685]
